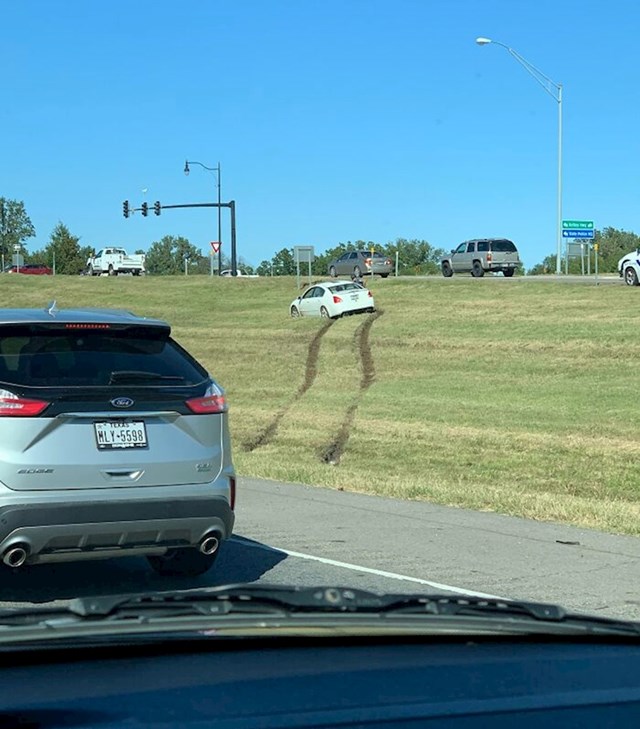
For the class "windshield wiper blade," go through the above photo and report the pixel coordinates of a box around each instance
[2,586,638,637]
[64,587,640,633]
[108,371,185,384]
[66,586,392,618]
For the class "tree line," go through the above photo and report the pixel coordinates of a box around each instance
[4,196,639,276]
[256,239,446,277]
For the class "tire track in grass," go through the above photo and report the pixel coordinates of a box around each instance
[242,319,335,451]
[320,310,383,465]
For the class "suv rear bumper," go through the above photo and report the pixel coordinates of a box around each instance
[488,262,519,270]
[0,480,234,565]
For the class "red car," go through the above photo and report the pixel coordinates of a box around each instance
[4,263,53,275]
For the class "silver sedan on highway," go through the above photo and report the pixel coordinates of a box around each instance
[328,251,392,278]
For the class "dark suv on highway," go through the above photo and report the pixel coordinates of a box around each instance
[0,305,235,576]
[441,238,521,277]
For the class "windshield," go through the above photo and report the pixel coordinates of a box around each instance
[1,0,638,665]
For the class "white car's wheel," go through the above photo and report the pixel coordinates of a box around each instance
[320,306,331,319]
[291,305,300,318]
[624,267,639,286]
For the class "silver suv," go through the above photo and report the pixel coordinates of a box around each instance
[0,305,235,576]
[441,239,521,277]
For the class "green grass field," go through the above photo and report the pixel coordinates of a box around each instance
[2,274,639,535]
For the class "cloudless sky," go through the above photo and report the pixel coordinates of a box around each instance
[2,0,638,270]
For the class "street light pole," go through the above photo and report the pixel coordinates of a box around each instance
[184,160,222,276]
[557,84,563,275]
[476,37,563,275]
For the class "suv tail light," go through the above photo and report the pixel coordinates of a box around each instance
[333,295,342,304]
[185,383,227,414]
[0,389,49,417]
[487,252,493,262]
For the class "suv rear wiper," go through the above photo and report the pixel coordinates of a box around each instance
[108,371,186,384]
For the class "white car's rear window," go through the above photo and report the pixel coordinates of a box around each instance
[329,283,364,293]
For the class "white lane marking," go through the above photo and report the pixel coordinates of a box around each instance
[230,537,507,600]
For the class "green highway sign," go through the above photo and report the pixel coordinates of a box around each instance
[562,220,594,229]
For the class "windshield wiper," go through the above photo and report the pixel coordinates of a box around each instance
[63,586,640,635]
[108,371,185,384]
[1,586,638,637]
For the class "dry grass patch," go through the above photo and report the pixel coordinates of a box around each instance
[3,275,640,534]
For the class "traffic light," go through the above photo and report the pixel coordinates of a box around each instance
[154,201,161,216]
[141,202,148,217]
[123,200,130,218]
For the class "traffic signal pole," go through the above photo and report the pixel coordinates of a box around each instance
[124,200,238,276]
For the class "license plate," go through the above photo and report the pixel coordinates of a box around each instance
[350,294,359,301]
[94,421,148,450]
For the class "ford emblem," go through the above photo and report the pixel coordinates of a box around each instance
[111,397,134,408]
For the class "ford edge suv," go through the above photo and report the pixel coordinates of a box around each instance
[0,304,235,576]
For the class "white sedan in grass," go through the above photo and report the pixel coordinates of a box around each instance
[290,281,375,319]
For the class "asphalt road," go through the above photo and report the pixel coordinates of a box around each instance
[2,477,639,622]
[404,274,622,285]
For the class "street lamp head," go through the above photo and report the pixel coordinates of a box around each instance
[184,160,190,176]
[475,37,492,45]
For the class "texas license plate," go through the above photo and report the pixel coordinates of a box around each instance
[94,421,148,450]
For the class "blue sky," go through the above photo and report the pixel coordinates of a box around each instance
[2,0,638,270]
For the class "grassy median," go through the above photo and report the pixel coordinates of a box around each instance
[2,273,640,535]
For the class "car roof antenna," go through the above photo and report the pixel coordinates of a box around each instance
[45,300,58,317]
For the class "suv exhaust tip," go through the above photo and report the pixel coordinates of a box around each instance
[199,534,220,556]
[2,544,30,568]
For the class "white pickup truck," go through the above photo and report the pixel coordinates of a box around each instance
[87,248,145,276]
[220,269,259,278]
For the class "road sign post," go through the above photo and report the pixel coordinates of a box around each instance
[562,220,594,275]
[294,246,314,290]
[210,242,221,277]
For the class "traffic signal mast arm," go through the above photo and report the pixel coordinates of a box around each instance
[156,202,233,210]
[122,200,238,276]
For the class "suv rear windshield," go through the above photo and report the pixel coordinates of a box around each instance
[489,240,517,253]
[0,325,207,387]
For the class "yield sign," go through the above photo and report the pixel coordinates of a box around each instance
[210,241,221,254]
